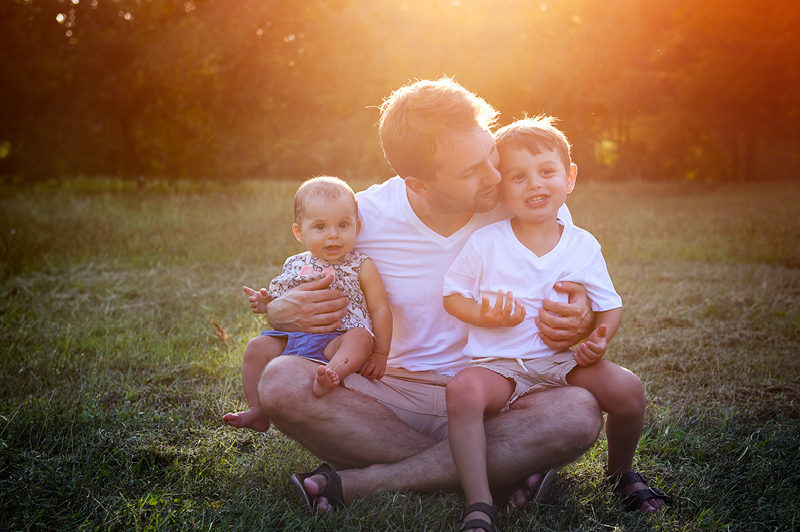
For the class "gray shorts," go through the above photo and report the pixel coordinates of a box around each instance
[469,350,578,411]
[342,352,577,441]
[343,367,451,441]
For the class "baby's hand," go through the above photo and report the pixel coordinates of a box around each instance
[359,352,387,381]
[573,323,608,367]
[479,290,526,328]
[243,285,270,314]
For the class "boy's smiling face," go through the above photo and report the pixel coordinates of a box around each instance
[292,194,360,263]
[498,146,577,225]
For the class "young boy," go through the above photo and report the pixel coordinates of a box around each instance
[442,117,667,529]
[223,176,392,432]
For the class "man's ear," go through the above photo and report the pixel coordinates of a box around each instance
[404,176,431,198]
[292,223,304,242]
[566,164,578,194]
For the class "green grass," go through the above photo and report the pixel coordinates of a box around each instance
[1,178,799,531]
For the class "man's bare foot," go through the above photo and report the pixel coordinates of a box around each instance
[302,474,334,516]
[298,467,349,516]
[222,406,271,432]
[508,472,542,509]
[507,470,556,509]
[312,365,340,398]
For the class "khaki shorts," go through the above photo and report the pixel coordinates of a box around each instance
[469,351,578,411]
[343,367,451,441]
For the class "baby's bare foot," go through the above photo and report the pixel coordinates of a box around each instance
[312,365,340,398]
[222,406,271,432]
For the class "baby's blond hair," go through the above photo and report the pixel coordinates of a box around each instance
[293,176,358,223]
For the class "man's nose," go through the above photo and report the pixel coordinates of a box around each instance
[481,160,501,184]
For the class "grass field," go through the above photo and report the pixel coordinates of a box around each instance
[1,178,799,531]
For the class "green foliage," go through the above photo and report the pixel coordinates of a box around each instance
[1,181,799,530]
[1,1,799,183]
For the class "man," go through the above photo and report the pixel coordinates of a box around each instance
[257,78,602,514]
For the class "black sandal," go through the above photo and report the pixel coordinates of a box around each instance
[291,463,345,513]
[457,502,499,532]
[606,471,669,512]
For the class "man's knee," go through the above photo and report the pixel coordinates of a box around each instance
[257,356,313,423]
[560,386,603,446]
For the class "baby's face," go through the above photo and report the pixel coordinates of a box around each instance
[292,195,360,263]
[497,147,576,225]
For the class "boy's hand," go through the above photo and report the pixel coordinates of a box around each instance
[359,352,387,380]
[243,285,271,314]
[479,290,526,328]
[573,323,608,367]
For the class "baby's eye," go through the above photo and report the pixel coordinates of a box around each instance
[339,222,350,229]
[315,224,326,230]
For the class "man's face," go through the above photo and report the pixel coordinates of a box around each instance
[426,126,501,215]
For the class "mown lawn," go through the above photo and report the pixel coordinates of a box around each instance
[1,178,799,531]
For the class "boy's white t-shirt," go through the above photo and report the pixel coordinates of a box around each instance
[355,177,572,376]
[442,218,621,361]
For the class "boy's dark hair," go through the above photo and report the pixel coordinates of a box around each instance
[494,115,572,171]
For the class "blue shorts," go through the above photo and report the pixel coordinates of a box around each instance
[260,330,344,364]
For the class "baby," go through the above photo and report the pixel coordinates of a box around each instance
[223,176,392,431]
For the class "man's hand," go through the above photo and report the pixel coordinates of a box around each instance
[266,274,349,334]
[479,290,526,328]
[243,285,271,314]
[359,352,387,380]
[573,323,608,367]
[536,281,594,350]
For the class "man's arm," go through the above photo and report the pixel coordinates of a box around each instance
[536,281,595,350]
[265,274,349,334]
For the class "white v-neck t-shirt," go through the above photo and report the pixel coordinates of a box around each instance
[355,177,573,376]
[442,218,621,361]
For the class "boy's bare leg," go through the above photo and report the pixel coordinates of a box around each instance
[223,335,287,431]
[446,368,516,527]
[566,360,664,512]
[314,327,374,397]
[259,356,602,512]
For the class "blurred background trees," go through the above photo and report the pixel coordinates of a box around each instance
[1,0,798,183]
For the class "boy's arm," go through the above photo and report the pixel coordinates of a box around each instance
[358,259,392,380]
[443,291,526,328]
[573,307,622,367]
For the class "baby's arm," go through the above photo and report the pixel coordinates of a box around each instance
[243,285,271,314]
[573,307,622,367]
[443,290,526,328]
[358,259,392,380]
